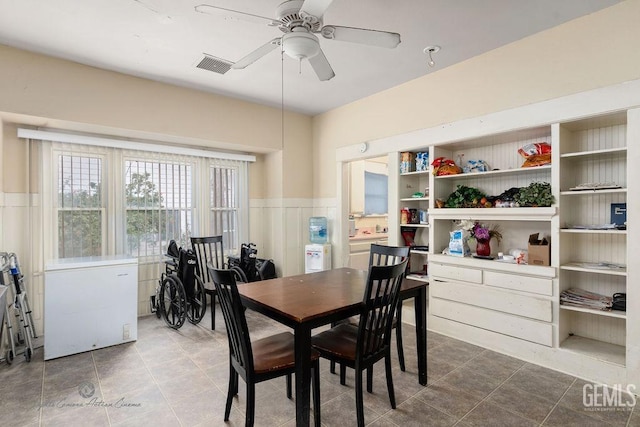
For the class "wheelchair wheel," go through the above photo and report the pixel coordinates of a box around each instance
[186,279,206,325]
[159,274,186,329]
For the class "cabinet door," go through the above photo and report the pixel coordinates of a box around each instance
[349,252,370,271]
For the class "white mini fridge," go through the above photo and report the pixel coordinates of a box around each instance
[305,244,331,273]
[44,255,138,360]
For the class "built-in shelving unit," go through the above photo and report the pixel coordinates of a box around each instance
[557,111,628,366]
[386,91,639,388]
[398,168,430,276]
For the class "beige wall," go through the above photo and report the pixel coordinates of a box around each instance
[0,43,314,199]
[312,0,640,198]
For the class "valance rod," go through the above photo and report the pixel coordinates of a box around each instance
[17,128,256,162]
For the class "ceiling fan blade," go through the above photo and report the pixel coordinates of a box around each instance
[195,4,280,26]
[299,0,334,19]
[308,49,335,81]
[320,25,401,48]
[232,38,281,69]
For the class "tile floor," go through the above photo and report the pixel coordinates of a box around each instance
[1,308,638,426]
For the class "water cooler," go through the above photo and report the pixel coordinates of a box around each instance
[305,217,332,273]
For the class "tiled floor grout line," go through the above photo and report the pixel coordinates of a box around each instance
[539,377,577,426]
[90,351,112,427]
[137,329,188,427]
[38,349,45,427]
[449,350,529,426]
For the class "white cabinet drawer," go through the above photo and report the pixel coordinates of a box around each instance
[431,297,553,347]
[349,242,372,253]
[430,262,482,284]
[431,280,552,322]
[484,270,553,296]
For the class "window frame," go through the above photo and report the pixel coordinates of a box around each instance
[42,141,250,264]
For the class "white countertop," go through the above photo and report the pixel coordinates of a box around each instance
[349,233,389,242]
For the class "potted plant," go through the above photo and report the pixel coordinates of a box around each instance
[514,182,554,207]
[459,220,503,256]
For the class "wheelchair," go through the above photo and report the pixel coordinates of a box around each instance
[151,241,206,329]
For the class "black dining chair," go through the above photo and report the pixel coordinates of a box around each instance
[209,267,321,427]
[191,236,225,330]
[368,244,410,371]
[312,259,408,427]
[331,244,410,379]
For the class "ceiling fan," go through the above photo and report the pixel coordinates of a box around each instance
[195,0,401,81]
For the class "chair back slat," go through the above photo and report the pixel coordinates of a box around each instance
[209,266,254,375]
[191,236,224,284]
[357,259,408,363]
[369,244,409,267]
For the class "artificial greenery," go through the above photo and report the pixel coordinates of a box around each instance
[514,182,554,207]
[445,185,486,208]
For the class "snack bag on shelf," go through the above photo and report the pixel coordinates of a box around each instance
[518,142,551,167]
[415,152,429,171]
[431,157,462,176]
[463,159,490,173]
[448,229,470,257]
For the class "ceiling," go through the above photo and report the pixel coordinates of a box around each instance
[0,0,621,116]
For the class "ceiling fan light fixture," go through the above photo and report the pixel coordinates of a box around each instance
[423,45,441,67]
[282,30,320,60]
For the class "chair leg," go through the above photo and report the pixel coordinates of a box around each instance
[330,360,336,374]
[396,305,405,371]
[246,382,256,427]
[355,369,365,427]
[384,353,396,409]
[340,363,346,385]
[210,293,216,330]
[313,360,321,427]
[366,366,373,393]
[224,365,236,421]
[286,373,292,399]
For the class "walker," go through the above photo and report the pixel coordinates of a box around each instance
[1,252,37,363]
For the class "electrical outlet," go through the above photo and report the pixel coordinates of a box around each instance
[123,323,130,340]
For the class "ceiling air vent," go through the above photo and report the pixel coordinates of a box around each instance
[196,54,233,74]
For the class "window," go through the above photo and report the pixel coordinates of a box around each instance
[125,160,192,257]
[45,139,251,264]
[364,171,388,215]
[57,154,104,258]
[210,163,240,254]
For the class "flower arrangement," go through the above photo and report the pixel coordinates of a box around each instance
[459,220,503,243]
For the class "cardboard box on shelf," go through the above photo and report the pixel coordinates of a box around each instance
[528,233,550,266]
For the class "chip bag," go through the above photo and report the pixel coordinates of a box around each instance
[518,142,551,167]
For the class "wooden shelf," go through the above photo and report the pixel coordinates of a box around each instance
[560,147,627,159]
[435,164,551,180]
[410,250,429,255]
[406,274,429,283]
[561,262,627,276]
[560,188,626,196]
[429,207,556,221]
[560,228,626,235]
[400,197,429,202]
[560,335,625,366]
[400,223,429,228]
[560,305,626,319]
[400,170,430,177]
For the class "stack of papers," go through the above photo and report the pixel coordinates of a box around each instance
[569,182,621,191]
[569,224,617,230]
[560,288,612,311]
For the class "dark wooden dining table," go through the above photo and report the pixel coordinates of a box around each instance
[237,267,428,427]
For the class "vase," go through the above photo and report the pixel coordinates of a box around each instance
[476,239,491,257]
